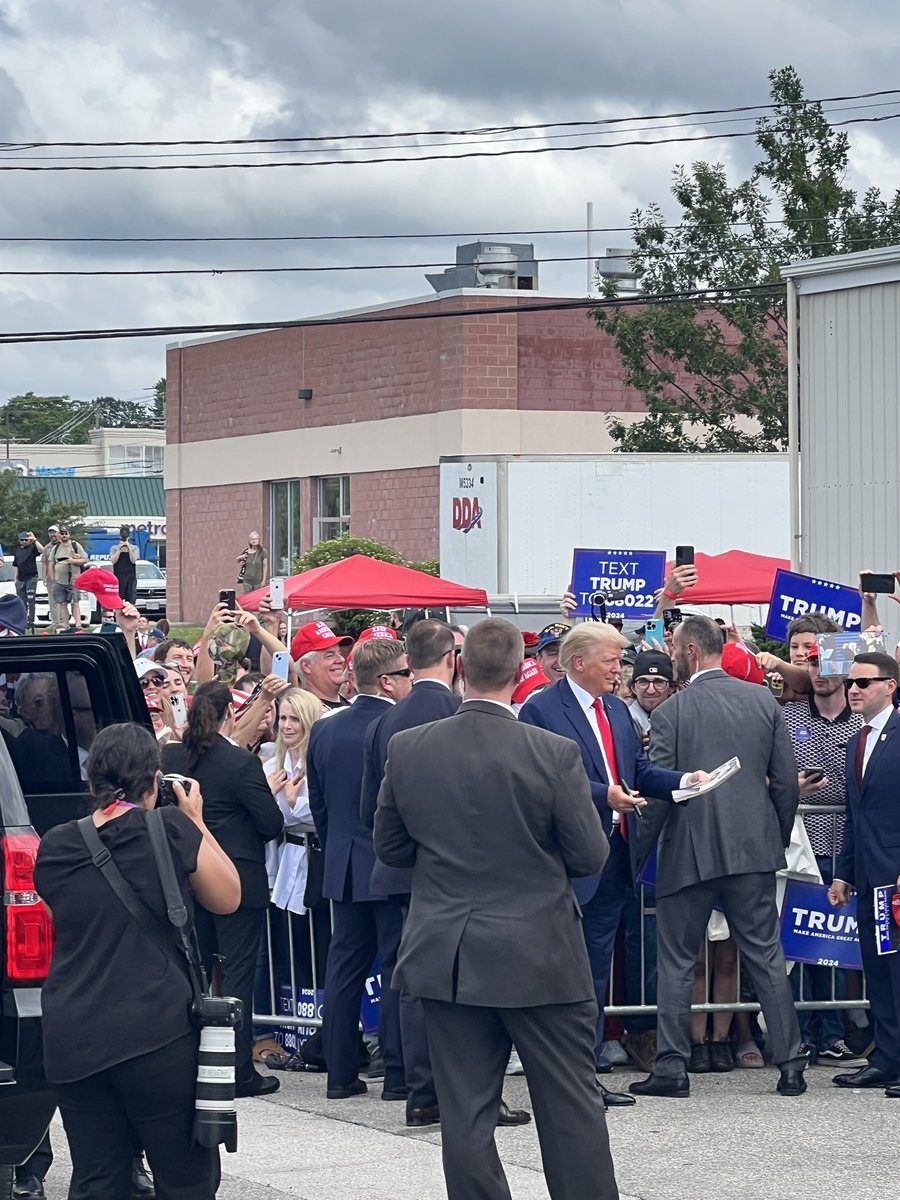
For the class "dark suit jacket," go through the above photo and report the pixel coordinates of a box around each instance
[642,670,799,898]
[307,694,394,903]
[836,708,900,893]
[360,680,461,897]
[161,735,283,908]
[374,700,608,1007]
[518,675,682,901]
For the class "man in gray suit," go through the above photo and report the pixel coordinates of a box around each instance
[375,618,619,1200]
[630,615,806,1099]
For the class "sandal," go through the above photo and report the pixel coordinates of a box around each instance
[252,1037,284,1064]
[734,1040,764,1069]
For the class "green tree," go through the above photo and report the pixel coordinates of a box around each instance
[92,395,159,429]
[595,66,900,452]
[2,393,90,444]
[152,377,166,424]
[291,534,427,639]
[0,471,87,549]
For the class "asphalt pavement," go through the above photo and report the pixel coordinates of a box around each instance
[39,1059,892,1199]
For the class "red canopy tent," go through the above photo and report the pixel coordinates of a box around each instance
[664,550,790,606]
[240,554,488,612]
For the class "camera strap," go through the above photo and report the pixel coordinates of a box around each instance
[76,813,207,1006]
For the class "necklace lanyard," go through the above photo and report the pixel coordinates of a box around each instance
[100,799,143,817]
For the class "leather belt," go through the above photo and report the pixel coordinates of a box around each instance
[285,831,320,849]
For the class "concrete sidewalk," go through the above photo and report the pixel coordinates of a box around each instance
[41,1061,891,1199]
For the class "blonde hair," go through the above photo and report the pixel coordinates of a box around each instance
[274,688,324,763]
[558,622,630,672]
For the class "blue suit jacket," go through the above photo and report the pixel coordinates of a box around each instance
[360,680,461,897]
[307,694,394,903]
[836,709,900,894]
[518,676,682,901]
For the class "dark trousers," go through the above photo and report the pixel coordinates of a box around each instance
[15,1129,53,1184]
[56,1033,219,1200]
[580,831,632,1060]
[422,998,619,1200]
[116,574,138,605]
[655,872,803,1074]
[195,903,266,1084]
[392,898,437,1110]
[857,889,900,1074]
[323,898,404,1091]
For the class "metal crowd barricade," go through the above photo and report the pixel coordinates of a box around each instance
[254,805,867,1034]
[601,804,867,1021]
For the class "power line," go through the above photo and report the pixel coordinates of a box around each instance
[3,87,898,149]
[7,99,900,162]
[0,111,897,171]
[0,282,787,345]
[0,235,894,277]
[0,215,882,245]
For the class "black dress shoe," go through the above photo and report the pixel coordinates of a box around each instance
[689,1042,711,1073]
[597,1082,636,1107]
[326,1077,367,1099]
[235,1072,281,1098]
[496,1099,531,1125]
[131,1156,155,1199]
[594,1055,613,1075]
[12,1176,45,1200]
[406,1104,440,1127]
[709,1041,733,1073]
[381,1086,409,1101]
[629,1070,690,1098]
[885,1083,900,1097]
[832,1065,900,1088]
[776,1068,807,1096]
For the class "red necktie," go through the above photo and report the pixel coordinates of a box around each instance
[592,698,626,839]
[855,724,872,788]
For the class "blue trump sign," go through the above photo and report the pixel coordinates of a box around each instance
[570,548,666,620]
[764,569,862,644]
[779,880,862,970]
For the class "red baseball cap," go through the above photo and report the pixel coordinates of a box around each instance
[356,625,398,644]
[721,642,765,685]
[290,620,353,661]
[512,657,551,706]
[522,631,540,650]
[76,567,124,610]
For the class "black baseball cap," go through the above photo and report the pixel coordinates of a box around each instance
[632,650,674,682]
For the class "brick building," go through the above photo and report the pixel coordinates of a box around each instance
[165,288,652,621]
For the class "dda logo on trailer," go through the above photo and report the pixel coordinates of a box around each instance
[451,465,485,534]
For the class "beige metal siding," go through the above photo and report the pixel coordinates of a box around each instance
[800,281,900,642]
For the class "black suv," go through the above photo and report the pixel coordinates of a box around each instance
[0,635,150,1193]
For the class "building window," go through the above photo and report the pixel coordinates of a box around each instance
[269,480,301,576]
[107,444,163,475]
[315,475,350,543]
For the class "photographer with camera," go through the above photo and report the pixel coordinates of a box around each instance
[33,722,240,1199]
[162,681,284,1097]
[110,525,139,606]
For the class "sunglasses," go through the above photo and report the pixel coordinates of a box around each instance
[140,674,166,690]
[381,668,412,678]
[843,677,893,690]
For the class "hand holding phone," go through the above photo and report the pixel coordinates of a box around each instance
[675,545,694,568]
[860,572,895,595]
[644,618,665,649]
[269,577,285,610]
[170,693,187,730]
[271,650,290,681]
[218,589,237,611]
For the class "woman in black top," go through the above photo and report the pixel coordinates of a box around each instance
[162,682,284,1097]
[34,723,239,1200]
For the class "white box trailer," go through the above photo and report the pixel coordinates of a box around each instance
[440,453,790,626]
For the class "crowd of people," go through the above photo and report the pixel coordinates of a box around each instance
[2,548,900,1199]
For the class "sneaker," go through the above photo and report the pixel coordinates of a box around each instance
[819,1039,866,1063]
[505,1049,525,1076]
[798,1042,819,1065]
[600,1039,630,1067]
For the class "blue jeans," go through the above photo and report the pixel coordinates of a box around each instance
[790,855,847,1049]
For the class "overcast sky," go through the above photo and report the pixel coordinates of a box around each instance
[1,0,899,411]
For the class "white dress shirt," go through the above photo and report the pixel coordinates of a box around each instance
[861,703,894,777]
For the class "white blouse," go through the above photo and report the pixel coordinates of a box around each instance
[263,749,316,915]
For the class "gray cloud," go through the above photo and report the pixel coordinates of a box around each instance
[0,0,898,402]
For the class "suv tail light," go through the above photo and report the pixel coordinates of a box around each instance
[3,833,53,982]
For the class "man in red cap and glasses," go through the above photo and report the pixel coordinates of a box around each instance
[290,620,353,709]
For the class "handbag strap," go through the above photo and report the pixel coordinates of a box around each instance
[76,813,205,1003]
